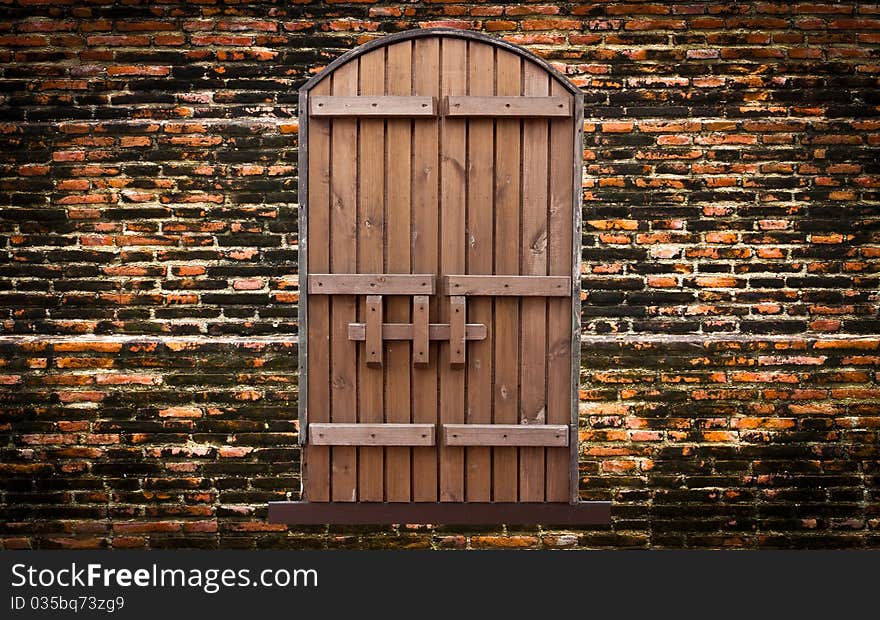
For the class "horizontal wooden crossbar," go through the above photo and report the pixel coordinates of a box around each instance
[308,274,435,295]
[268,502,612,525]
[443,96,571,117]
[310,96,436,117]
[443,275,571,296]
[309,423,435,446]
[443,424,569,447]
[348,323,487,341]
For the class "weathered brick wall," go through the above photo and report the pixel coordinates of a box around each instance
[1,1,878,549]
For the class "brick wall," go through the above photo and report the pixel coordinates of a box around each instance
[1,1,878,549]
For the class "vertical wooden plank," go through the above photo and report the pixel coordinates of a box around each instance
[519,61,550,502]
[411,37,439,502]
[357,48,385,502]
[365,295,383,366]
[439,36,467,502]
[412,295,429,365]
[569,86,585,505]
[547,81,574,502]
[304,77,331,502]
[330,61,359,502]
[385,40,412,502]
[492,50,521,502]
[465,41,494,502]
[449,295,466,365]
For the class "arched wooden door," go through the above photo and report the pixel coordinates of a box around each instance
[272,29,609,524]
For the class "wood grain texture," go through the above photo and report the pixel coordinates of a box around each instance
[329,60,359,502]
[412,295,430,365]
[439,37,467,502]
[411,37,440,502]
[384,40,413,502]
[449,295,466,366]
[308,274,434,295]
[443,425,569,447]
[311,95,435,117]
[491,49,521,502]
[444,96,570,117]
[519,61,550,502]
[465,40,494,502]
[304,76,331,502]
[310,424,435,447]
[546,78,575,502]
[365,295,383,366]
[348,322,487,342]
[444,275,570,296]
[357,48,385,502]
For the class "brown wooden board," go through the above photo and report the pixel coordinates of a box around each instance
[308,274,434,295]
[329,59,358,503]
[519,61,550,502]
[547,77,576,502]
[357,49,385,502]
[412,295,430,365]
[310,424,435,447]
[269,501,612,525]
[311,95,436,117]
[465,41,494,502]
[385,40,413,502]
[365,295,382,366]
[299,30,585,511]
[302,74,331,502]
[439,37,467,502]
[492,48,521,503]
[347,323,487,342]
[444,96,570,117]
[411,36,440,502]
[443,425,569,447]
[444,275,570,296]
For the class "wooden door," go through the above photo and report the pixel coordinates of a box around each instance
[298,30,583,508]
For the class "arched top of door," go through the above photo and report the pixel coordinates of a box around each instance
[299,28,581,99]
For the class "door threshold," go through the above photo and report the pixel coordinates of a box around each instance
[267,501,611,525]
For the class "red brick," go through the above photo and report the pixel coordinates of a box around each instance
[159,406,202,418]
[116,21,176,32]
[96,374,162,385]
[0,35,47,46]
[602,121,635,133]
[471,536,540,549]
[86,35,150,46]
[521,19,581,31]
[107,65,170,76]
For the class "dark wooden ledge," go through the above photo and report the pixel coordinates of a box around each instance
[267,502,611,525]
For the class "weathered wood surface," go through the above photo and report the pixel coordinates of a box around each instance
[444,95,570,117]
[308,274,434,296]
[310,424,436,446]
[311,95,436,117]
[347,322,487,342]
[443,425,569,447]
[302,33,578,504]
[443,275,571,297]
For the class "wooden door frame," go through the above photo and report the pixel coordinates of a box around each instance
[274,28,607,523]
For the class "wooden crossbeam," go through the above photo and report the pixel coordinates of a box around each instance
[308,423,436,446]
[347,322,487,341]
[442,424,569,447]
[310,96,436,117]
[443,96,571,117]
[443,275,571,296]
[308,274,435,295]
